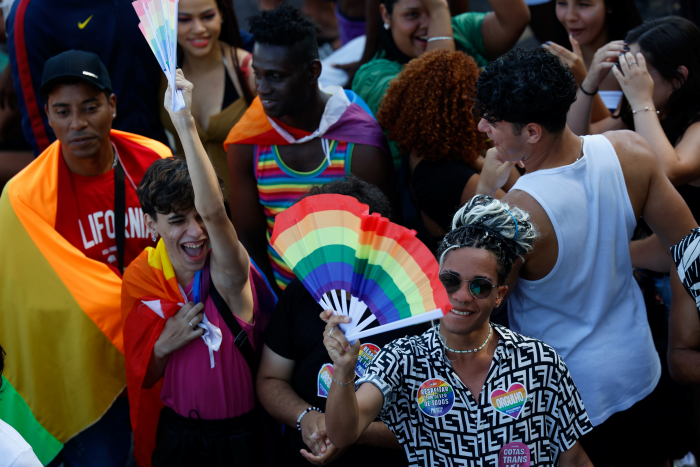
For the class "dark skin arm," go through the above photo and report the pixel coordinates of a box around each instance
[350,143,397,215]
[227,143,278,292]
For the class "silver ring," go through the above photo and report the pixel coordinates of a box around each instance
[628,61,635,66]
[329,327,336,338]
[189,321,195,329]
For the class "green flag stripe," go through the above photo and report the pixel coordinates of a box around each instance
[0,376,62,465]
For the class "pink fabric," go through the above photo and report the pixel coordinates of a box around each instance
[160,273,258,419]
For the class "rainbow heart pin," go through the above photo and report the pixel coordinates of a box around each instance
[489,383,528,420]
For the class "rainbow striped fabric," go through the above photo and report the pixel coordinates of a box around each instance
[256,141,352,290]
[271,194,451,340]
[0,130,169,465]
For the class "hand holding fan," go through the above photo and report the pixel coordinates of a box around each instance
[132,0,185,111]
[271,194,451,343]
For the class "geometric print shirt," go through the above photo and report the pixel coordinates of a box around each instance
[672,227,700,317]
[356,324,593,466]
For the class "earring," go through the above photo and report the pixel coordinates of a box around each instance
[383,23,390,30]
[151,232,157,242]
[112,113,116,117]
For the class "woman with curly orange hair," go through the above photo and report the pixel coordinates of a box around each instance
[378,49,517,241]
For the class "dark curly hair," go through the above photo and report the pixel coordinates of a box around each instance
[474,48,577,134]
[137,157,226,219]
[377,50,487,164]
[248,4,320,66]
[616,17,700,145]
[300,175,391,219]
[437,195,537,284]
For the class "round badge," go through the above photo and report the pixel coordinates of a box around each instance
[317,363,334,398]
[499,442,530,467]
[417,378,455,417]
[355,343,380,378]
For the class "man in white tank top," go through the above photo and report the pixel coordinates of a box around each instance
[473,48,696,466]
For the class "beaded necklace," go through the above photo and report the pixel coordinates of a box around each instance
[437,324,492,354]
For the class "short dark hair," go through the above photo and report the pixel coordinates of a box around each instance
[41,78,112,104]
[301,175,392,219]
[473,48,577,134]
[137,157,226,219]
[248,4,320,66]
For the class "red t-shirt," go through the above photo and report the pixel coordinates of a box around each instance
[55,142,159,272]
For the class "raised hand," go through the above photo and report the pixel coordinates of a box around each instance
[542,36,587,84]
[320,310,361,371]
[581,40,628,93]
[612,52,655,109]
[165,69,194,119]
[153,302,205,359]
[476,148,522,196]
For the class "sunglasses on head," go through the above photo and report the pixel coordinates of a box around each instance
[438,272,497,299]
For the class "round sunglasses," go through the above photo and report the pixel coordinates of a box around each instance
[439,272,497,299]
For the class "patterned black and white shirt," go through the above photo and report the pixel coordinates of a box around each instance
[672,228,700,316]
[356,324,593,466]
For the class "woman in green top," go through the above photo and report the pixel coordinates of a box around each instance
[353,0,530,168]
[353,0,530,115]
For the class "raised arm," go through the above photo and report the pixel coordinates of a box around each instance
[227,143,278,291]
[321,312,384,449]
[481,0,530,60]
[614,52,700,186]
[166,70,253,320]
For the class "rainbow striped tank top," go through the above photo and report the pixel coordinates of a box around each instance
[255,140,353,290]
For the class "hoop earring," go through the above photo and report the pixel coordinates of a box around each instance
[383,23,390,30]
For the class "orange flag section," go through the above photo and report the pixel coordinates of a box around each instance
[0,130,171,443]
[0,187,126,443]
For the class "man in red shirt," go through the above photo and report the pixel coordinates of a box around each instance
[0,50,171,466]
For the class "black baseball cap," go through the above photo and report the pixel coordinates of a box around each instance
[39,50,112,97]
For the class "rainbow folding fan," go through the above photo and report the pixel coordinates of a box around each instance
[132,0,185,111]
[271,194,451,342]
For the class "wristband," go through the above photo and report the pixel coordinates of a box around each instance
[579,82,597,96]
[427,36,454,43]
[296,406,322,431]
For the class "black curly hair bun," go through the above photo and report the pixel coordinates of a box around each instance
[473,48,577,134]
[438,195,537,284]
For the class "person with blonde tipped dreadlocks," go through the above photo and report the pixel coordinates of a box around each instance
[319,195,594,466]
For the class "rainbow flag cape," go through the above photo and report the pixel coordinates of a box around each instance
[122,242,277,467]
[224,87,388,154]
[0,130,170,465]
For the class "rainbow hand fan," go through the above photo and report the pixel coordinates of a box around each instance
[132,0,185,111]
[271,194,451,343]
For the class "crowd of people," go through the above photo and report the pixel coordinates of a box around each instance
[0,0,699,465]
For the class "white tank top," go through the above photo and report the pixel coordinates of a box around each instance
[508,134,660,426]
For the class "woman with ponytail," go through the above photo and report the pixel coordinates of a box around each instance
[161,0,256,195]
[319,195,594,466]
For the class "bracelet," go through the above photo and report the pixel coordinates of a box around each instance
[427,36,454,43]
[331,373,357,386]
[632,106,660,115]
[579,82,597,96]
[296,406,322,431]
